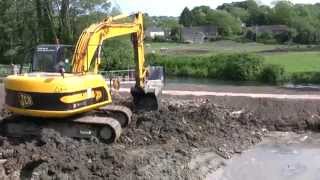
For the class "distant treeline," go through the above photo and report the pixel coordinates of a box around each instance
[179,0,320,44]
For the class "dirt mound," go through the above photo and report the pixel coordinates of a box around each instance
[0,96,318,179]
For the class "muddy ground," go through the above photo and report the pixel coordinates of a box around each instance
[0,92,320,179]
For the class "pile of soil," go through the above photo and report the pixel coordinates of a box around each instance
[0,96,319,180]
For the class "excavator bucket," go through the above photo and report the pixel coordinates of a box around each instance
[131,66,164,111]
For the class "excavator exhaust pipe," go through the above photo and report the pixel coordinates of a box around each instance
[131,66,164,111]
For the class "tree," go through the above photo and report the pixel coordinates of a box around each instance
[207,10,242,36]
[0,0,113,65]
[170,26,182,41]
[191,6,211,25]
[179,7,193,27]
[228,7,250,23]
[272,1,295,25]
[179,6,243,36]
[59,0,73,44]
[35,0,58,44]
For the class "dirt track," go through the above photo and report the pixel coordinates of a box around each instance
[1,90,320,179]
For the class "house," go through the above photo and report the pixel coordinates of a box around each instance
[181,26,218,44]
[248,25,289,35]
[145,26,165,39]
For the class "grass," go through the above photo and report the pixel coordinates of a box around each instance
[263,52,320,73]
[148,40,320,74]
[146,40,294,56]
[147,41,320,84]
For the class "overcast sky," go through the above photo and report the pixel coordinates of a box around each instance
[113,0,320,16]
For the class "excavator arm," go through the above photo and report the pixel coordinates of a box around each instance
[72,12,147,88]
[71,12,162,110]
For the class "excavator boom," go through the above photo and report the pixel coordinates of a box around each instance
[72,13,146,87]
[71,12,162,110]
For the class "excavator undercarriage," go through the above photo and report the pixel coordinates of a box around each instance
[1,105,132,143]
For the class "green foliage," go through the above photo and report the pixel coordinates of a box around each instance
[100,37,134,71]
[215,53,264,81]
[264,52,320,73]
[145,14,179,30]
[291,72,320,84]
[218,0,272,26]
[0,0,115,65]
[170,27,182,42]
[272,1,295,25]
[148,51,320,84]
[179,6,243,36]
[206,10,242,36]
[153,36,167,42]
[228,7,250,23]
[191,6,212,25]
[257,32,277,44]
[259,64,287,84]
[0,0,38,64]
[179,7,193,27]
[211,0,320,44]
[147,53,265,81]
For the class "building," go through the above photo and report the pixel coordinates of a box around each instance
[181,26,218,44]
[145,26,165,39]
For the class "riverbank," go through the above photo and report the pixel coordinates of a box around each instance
[147,41,320,85]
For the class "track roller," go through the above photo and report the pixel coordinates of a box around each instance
[1,115,123,144]
[0,105,132,144]
[97,105,132,128]
[96,118,122,143]
[73,116,122,143]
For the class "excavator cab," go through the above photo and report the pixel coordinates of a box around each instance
[32,45,73,73]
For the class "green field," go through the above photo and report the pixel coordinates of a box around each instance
[147,40,287,55]
[264,52,320,73]
[146,40,311,56]
[148,41,320,74]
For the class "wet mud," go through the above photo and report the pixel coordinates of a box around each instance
[0,95,320,180]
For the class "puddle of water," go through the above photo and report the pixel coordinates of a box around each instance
[208,133,320,180]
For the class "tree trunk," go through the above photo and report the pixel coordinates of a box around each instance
[35,0,57,44]
[60,0,72,44]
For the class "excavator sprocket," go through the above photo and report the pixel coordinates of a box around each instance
[0,105,132,144]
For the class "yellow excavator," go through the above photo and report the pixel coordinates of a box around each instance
[2,12,163,143]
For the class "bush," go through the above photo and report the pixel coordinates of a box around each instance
[153,36,167,42]
[259,32,273,40]
[257,32,277,44]
[274,32,290,44]
[291,72,320,84]
[100,38,134,71]
[245,30,256,41]
[214,53,264,81]
[147,53,265,82]
[259,64,287,84]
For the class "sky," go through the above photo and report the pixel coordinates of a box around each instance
[112,0,320,16]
